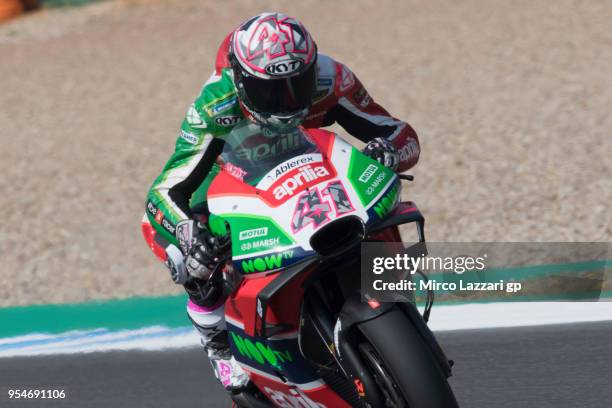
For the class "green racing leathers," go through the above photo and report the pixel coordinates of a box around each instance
[144,52,420,249]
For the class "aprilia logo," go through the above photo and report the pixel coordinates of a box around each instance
[272,165,330,199]
[234,132,305,161]
[263,386,327,408]
[398,139,420,162]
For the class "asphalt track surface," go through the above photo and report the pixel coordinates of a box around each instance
[2,322,611,408]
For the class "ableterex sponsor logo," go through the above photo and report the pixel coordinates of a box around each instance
[270,163,333,200]
[256,155,319,190]
[239,227,268,241]
[358,164,378,183]
[274,156,315,178]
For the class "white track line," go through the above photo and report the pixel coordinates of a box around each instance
[1,302,612,357]
[426,301,612,331]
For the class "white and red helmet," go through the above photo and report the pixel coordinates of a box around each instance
[229,13,318,131]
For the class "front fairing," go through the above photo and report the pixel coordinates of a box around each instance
[207,123,400,274]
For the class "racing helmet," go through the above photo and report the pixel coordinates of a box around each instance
[229,13,318,132]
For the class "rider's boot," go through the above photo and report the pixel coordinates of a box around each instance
[187,298,249,391]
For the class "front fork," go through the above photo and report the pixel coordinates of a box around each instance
[301,289,454,408]
[300,290,387,407]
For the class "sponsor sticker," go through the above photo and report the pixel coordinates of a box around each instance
[229,332,293,368]
[263,387,327,408]
[240,237,279,252]
[366,171,387,196]
[398,139,420,162]
[180,130,199,145]
[239,227,268,241]
[146,200,158,216]
[185,104,207,129]
[359,94,371,108]
[274,156,315,178]
[215,115,241,127]
[317,77,333,87]
[234,131,306,161]
[241,250,294,273]
[256,154,321,190]
[358,164,378,183]
[176,220,194,253]
[154,209,164,224]
[161,218,176,235]
[353,86,368,103]
[272,164,331,200]
[373,183,399,218]
[223,162,248,181]
[209,97,237,115]
[264,59,304,76]
[339,65,355,92]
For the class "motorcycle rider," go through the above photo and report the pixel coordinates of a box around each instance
[142,12,420,392]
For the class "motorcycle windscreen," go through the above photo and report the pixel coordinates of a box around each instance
[219,122,319,186]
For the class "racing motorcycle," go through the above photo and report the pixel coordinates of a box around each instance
[202,123,458,408]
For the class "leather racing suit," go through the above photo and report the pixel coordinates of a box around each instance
[141,34,420,387]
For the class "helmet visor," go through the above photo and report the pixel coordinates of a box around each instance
[240,62,317,114]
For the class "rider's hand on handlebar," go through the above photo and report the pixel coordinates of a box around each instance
[173,220,230,282]
[363,137,399,171]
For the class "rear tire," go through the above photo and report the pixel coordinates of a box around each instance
[357,308,459,408]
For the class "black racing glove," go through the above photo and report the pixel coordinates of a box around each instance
[170,220,230,284]
[362,137,400,171]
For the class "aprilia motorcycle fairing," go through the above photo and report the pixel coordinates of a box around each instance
[208,123,400,276]
[204,123,458,408]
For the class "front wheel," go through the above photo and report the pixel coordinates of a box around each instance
[357,309,459,408]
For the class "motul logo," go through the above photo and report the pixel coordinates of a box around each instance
[272,165,330,199]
